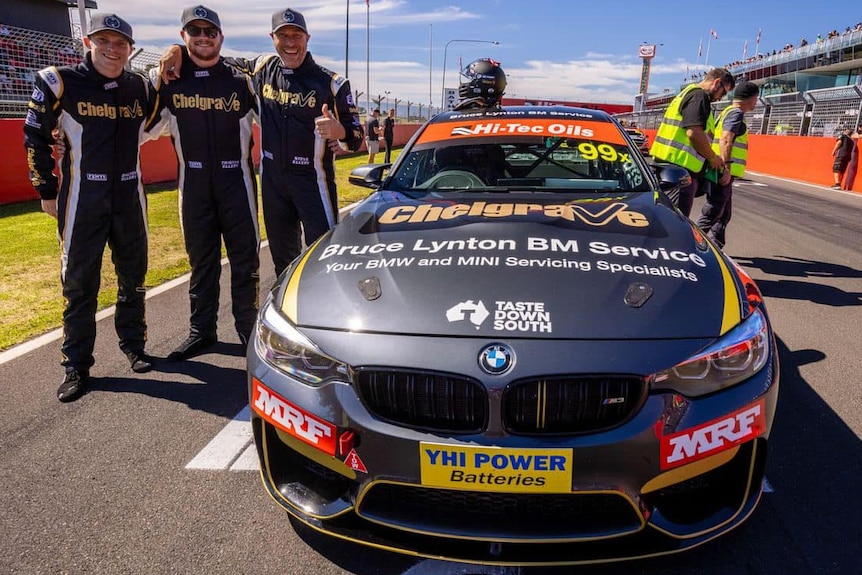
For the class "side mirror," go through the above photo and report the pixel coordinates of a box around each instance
[348,164,390,189]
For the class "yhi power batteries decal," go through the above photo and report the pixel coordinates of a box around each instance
[420,443,573,493]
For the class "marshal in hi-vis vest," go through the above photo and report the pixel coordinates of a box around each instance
[650,84,716,172]
[711,106,748,178]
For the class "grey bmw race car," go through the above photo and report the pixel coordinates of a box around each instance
[247,106,779,565]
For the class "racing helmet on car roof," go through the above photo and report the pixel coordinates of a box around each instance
[455,58,507,110]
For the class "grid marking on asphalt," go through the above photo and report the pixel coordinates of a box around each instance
[185,405,254,470]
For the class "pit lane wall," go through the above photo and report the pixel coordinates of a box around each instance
[0,119,422,204]
[1,119,857,204]
[640,129,859,191]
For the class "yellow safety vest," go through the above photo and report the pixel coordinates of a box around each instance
[711,106,748,177]
[650,84,716,172]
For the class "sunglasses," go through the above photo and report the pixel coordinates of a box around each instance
[185,25,220,39]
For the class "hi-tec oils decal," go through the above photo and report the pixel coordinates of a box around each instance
[416,118,625,145]
[659,399,765,469]
[420,443,573,493]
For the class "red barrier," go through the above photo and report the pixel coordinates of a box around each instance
[0,119,38,203]
[3,120,852,204]
[642,129,859,192]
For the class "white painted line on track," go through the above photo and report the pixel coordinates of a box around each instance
[745,171,862,197]
[186,405,254,470]
[230,443,260,471]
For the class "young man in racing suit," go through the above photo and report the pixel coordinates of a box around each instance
[148,5,260,360]
[160,7,364,277]
[23,13,158,402]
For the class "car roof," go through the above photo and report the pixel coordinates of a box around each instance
[431,105,616,125]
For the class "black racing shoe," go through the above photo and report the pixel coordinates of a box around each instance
[167,334,217,362]
[125,349,153,373]
[57,369,89,403]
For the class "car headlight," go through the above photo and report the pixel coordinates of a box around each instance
[652,308,770,397]
[254,293,348,386]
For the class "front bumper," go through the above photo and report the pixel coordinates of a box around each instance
[247,333,779,566]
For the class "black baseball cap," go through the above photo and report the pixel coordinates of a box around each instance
[182,5,221,30]
[733,81,759,101]
[88,13,134,44]
[271,8,308,34]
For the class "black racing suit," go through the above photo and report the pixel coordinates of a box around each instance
[149,50,260,340]
[23,53,156,374]
[227,52,363,275]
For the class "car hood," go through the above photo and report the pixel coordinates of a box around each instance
[279,191,745,340]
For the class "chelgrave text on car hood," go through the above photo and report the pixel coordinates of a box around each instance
[280,191,744,340]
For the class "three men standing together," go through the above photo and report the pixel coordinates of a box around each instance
[25,6,364,402]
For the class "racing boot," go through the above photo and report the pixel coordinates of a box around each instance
[125,349,153,373]
[167,333,217,362]
[57,368,89,403]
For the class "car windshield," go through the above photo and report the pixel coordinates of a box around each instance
[388,127,652,195]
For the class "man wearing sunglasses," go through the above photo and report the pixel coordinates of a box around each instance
[650,67,735,217]
[148,5,260,361]
[159,7,364,277]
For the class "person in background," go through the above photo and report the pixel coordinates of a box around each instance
[366,108,381,163]
[650,67,735,217]
[696,81,759,249]
[23,13,156,402]
[831,127,855,189]
[383,107,395,164]
[159,7,364,277]
[148,5,260,361]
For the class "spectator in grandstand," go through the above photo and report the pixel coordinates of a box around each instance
[831,127,856,189]
[649,67,734,217]
[696,81,759,249]
[158,7,364,277]
[147,5,260,361]
[0,23,9,36]
[23,12,157,402]
[0,71,11,93]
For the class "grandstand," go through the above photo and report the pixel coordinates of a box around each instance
[621,27,862,138]
[0,1,160,118]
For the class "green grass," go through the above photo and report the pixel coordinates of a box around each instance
[0,149,399,352]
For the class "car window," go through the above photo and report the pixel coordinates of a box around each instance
[389,118,650,194]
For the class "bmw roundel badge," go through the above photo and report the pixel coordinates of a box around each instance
[479,343,514,375]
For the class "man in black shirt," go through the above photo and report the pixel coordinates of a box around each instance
[366,108,381,163]
[383,108,395,163]
[832,127,855,189]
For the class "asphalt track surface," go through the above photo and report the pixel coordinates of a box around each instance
[1,174,861,575]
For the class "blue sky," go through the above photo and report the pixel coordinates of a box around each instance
[90,0,861,110]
